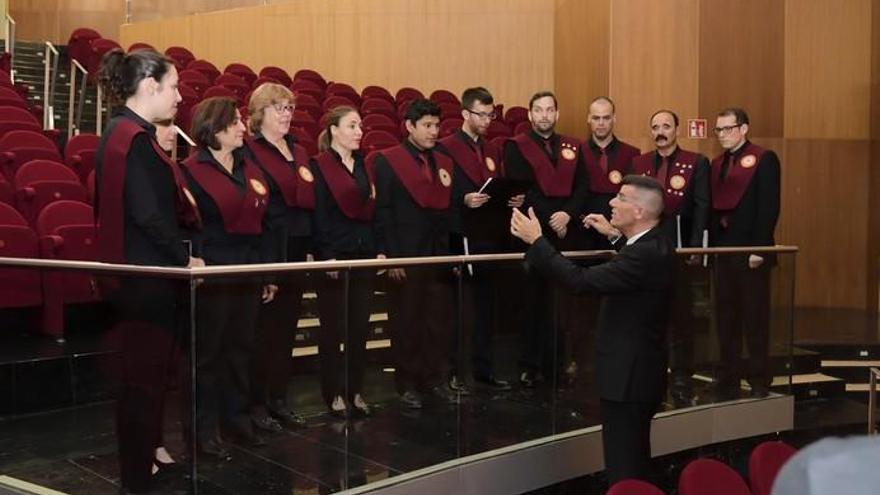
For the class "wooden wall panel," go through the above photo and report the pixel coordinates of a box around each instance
[784,0,872,139]
[609,0,700,144]
[778,140,871,308]
[9,0,124,43]
[869,0,880,311]
[554,0,609,137]
[120,0,554,113]
[699,0,784,138]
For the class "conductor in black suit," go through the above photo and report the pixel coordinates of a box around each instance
[510,174,674,485]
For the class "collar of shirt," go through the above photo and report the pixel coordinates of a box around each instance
[725,139,750,160]
[588,134,619,154]
[626,227,653,246]
[116,106,157,136]
[253,130,297,150]
[403,138,431,162]
[528,128,558,148]
[455,128,482,150]
[655,145,679,164]
[197,146,246,183]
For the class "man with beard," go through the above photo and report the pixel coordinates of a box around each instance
[710,107,780,400]
[630,109,710,405]
[580,97,640,250]
[436,87,524,392]
[504,91,587,387]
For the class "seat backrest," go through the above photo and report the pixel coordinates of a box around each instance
[749,441,797,495]
[259,66,292,87]
[323,95,355,112]
[395,87,425,105]
[439,118,464,138]
[0,86,25,102]
[439,102,462,120]
[362,130,399,153]
[679,458,751,495]
[362,113,397,128]
[361,97,397,113]
[15,160,79,188]
[215,73,247,87]
[187,59,220,79]
[127,42,155,52]
[0,201,27,226]
[224,63,257,85]
[505,105,529,125]
[36,199,94,236]
[430,89,460,105]
[607,479,666,495]
[202,85,239,101]
[165,46,195,67]
[361,85,394,102]
[514,121,531,135]
[486,120,512,139]
[64,133,100,162]
[87,38,122,75]
[0,130,57,151]
[2,149,64,182]
[0,106,40,125]
[67,28,102,65]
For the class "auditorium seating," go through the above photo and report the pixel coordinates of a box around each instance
[85,170,96,204]
[0,175,12,205]
[0,130,64,181]
[395,87,424,106]
[224,63,258,86]
[291,111,319,139]
[36,200,100,339]
[0,69,28,99]
[289,128,319,157]
[86,38,122,81]
[749,441,797,495]
[361,130,399,155]
[326,82,361,106]
[361,98,398,121]
[486,120,512,140]
[439,118,463,138]
[430,89,459,105]
[362,114,400,137]
[0,202,42,309]
[323,95,356,113]
[678,458,752,495]
[178,69,211,97]
[361,85,394,103]
[291,79,325,100]
[251,76,280,90]
[64,134,100,183]
[165,46,196,70]
[514,120,531,135]
[504,106,529,127]
[127,41,155,52]
[439,102,461,121]
[14,160,88,224]
[0,87,42,121]
[607,479,666,495]
[67,28,101,67]
[202,85,240,104]
[0,106,46,141]
[215,73,250,99]
[259,66,293,87]
[187,59,220,83]
[293,68,326,88]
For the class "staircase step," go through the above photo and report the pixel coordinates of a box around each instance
[798,342,880,360]
[771,372,847,400]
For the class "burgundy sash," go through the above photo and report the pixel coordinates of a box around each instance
[632,148,701,214]
[245,136,315,210]
[315,151,376,221]
[711,142,766,211]
[582,139,640,194]
[380,144,453,210]
[97,119,201,263]
[182,153,269,235]
[438,132,502,186]
[511,133,579,198]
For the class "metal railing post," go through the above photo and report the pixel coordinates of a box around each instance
[869,368,879,435]
[67,59,88,136]
[43,42,59,129]
[4,14,16,82]
[96,85,103,135]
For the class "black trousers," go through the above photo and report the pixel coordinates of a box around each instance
[669,261,699,382]
[251,236,310,406]
[714,255,772,390]
[600,398,659,486]
[195,280,261,441]
[111,279,186,492]
[519,266,563,378]
[387,266,453,393]
[315,259,375,406]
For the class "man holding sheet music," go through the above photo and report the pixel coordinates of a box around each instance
[436,87,525,392]
[631,109,710,405]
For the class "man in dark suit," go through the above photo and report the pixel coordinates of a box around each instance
[374,98,458,409]
[709,107,780,399]
[510,174,673,485]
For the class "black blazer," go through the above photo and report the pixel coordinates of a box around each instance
[526,227,674,402]
[373,142,451,257]
[711,144,780,247]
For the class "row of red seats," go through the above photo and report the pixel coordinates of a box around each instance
[0,200,99,341]
[607,440,797,495]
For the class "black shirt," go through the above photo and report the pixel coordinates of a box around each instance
[95,106,190,266]
[310,149,380,260]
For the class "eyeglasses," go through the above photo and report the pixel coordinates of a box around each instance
[270,103,295,114]
[713,124,741,135]
[465,109,497,121]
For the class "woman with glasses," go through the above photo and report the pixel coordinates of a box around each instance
[311,105,380,418]
[244,83,314,431]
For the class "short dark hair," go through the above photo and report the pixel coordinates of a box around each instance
[98,48,174,106]
[622,174,665,196]
[650,109,679,127]
[190,97,239,150]
[718,107,749,125]
[461,87,494,110]
[528,91,558,111]
[404,98,441,125]
[590,96,616,114]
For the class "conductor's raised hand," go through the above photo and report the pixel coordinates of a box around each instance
[510,207,543,245]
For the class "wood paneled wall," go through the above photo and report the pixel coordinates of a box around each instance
[8,0,124,43]
[120,0,554,115]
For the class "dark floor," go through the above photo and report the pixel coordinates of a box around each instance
[0,305,876,494]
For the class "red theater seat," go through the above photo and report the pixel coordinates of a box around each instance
[293,69,326,88]
[215,73,250,99]
[361,130,399,154]
[0,202,42,309]
[289,127,318,157]
[439,118,463,138]
[202,85,240,103]
[607,479,666,495]
[514,121,531,135]
[64,134,100,182]
[14,160,87,223]
[439,102,461,121]
[749,441,797,495]
[678,458,751,495]
[37,200,100,339]
[395,87,424,106]
[67,28,102,66]
[326,83,361,105]
[323,95,355,113]
[178,69,211,97]
[165,46,196,71]
[291,111,319,139]
[0,174,12,205]
[505,106,529,127]
[187,59,220,83]
[127,42,155,52]
[486,120,512,140]
[430,89,459,105]
[224,63,257,86]
[259,66,292,87]
[361,98,398,120]
[362,114,399,137]
[361,85,394,103]
[86,38,122,80]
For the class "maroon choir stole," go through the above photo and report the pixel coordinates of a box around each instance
[632,148,700,214]
[511,133,579,197]
[582,139,640,194]
[438,133,502,185]
[710,142,766,212]
[181,153,270,234]
[97,118,201,263]
[315,151,376,221]
[245,136,315,210]
[380,144,454,210]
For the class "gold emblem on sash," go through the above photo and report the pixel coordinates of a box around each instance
[249,179,267,196]
[670,174,686,190]
[485,157,496,172]
[183,187,197,206]
[298,166,314,183]
[561,148,576,161]
[608,170,623,185]
[740,154,757,168]
[438,168,452,187]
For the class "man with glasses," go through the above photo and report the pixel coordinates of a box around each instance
[504,91,588,387]
[437,87,524,393]
[710,107,780,400]
[631,109,710,406]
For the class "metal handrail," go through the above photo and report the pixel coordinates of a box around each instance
[67,59,88,136]
[3,13,15,82]
[43,42,59,129]
[869,367,880,435]
[0,245,799,279]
